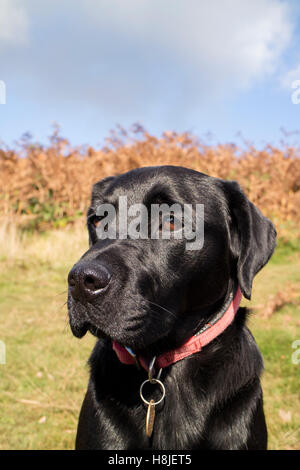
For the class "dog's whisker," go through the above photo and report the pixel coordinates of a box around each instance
[56,290,68,297]
[145,300,177,319]
[57,301,68,311]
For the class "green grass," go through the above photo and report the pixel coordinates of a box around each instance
[0,232,299,450]
[243,241,300,450]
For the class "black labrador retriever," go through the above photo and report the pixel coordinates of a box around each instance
[67,165,276,450]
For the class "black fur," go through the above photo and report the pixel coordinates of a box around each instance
[67,166,276,450]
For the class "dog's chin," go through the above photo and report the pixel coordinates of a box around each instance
[87,323,145,349]
[68,303,173,352]
[78,320,163,353]
[87,323,109,340]
[70,319,175,359]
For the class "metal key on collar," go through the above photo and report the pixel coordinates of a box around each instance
[139,356,165,438]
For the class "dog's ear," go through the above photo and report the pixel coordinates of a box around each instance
[90,176,117,207]
[222,180,276,300]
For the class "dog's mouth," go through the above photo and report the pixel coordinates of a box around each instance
[69,317,109,341]
[69,307,174,357]
[67,290,181,355]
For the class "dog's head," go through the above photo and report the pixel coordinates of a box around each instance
[67,166,276,354]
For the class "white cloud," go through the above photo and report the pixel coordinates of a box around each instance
[0,0,295,122]
[82,0,294,92]
[0,0,29,47]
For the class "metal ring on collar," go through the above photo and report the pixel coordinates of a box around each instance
[139,378,166,406]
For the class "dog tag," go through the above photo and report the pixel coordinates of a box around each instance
[146,399,155,438]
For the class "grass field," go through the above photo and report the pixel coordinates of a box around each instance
[0,224,299,450]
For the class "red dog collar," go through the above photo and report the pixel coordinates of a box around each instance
[113,286,242,370]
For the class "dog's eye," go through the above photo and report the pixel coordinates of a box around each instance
[92,216,102,228]
[161,215,183,232]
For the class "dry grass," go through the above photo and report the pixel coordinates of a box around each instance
[253,283,300,319]
[1,126,300,238]
[0,218,87,267]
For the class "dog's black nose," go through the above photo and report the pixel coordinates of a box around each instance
[68,262,111,301]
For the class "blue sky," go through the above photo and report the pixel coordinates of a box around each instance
[1,0,300,149]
